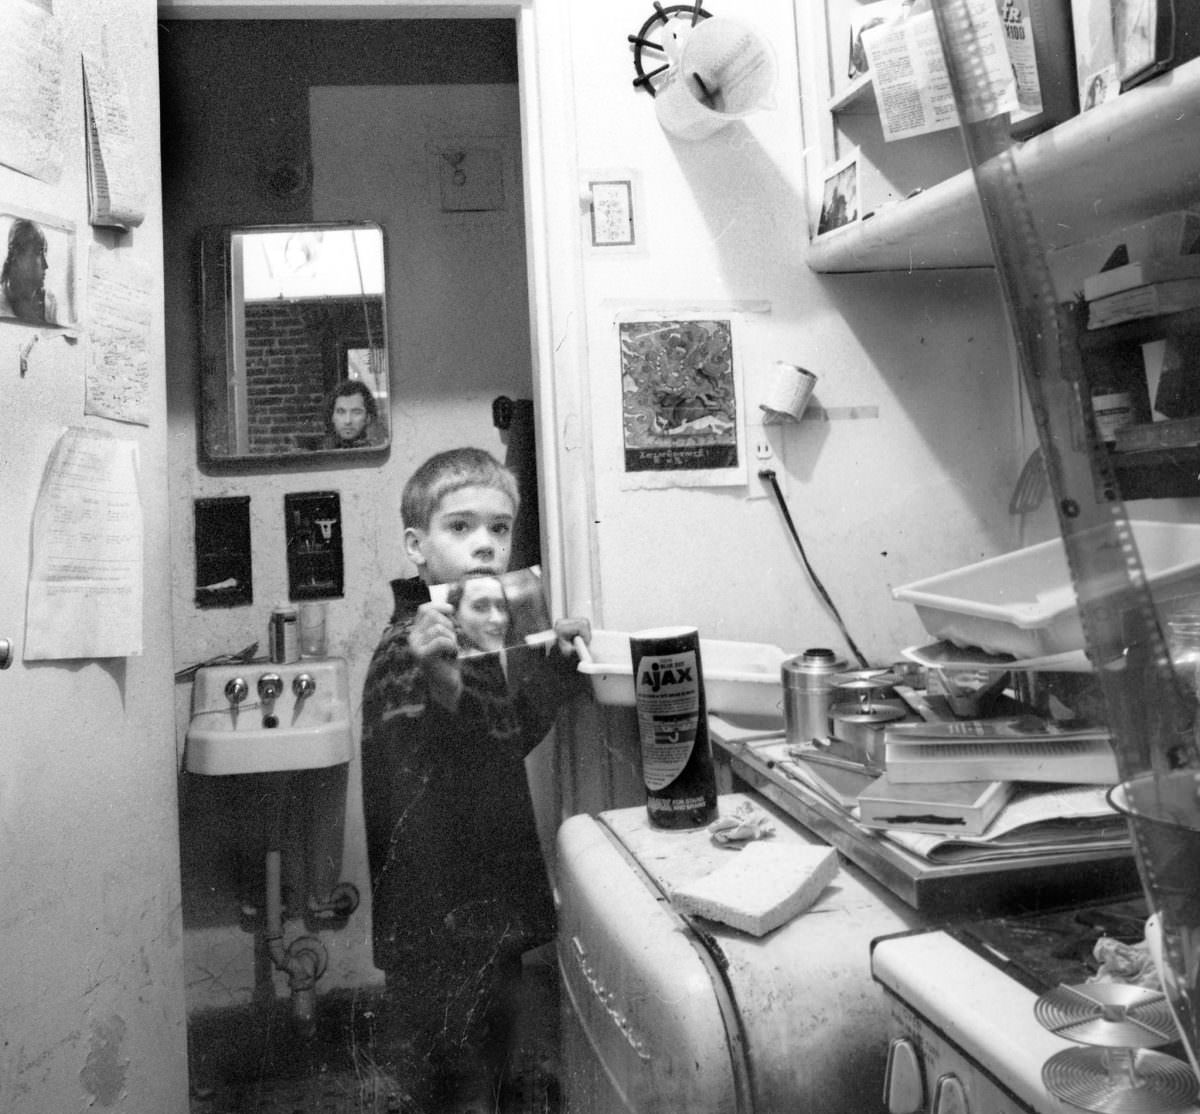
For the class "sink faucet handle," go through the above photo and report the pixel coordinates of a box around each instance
[257,673,284,701]
[293,673,316,699]
[224,677,249,704]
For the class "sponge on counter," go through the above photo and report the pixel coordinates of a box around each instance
[669,841,839,937]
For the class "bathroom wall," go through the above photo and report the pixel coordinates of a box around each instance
[159,22,534,1009]
[0,2,188,1111]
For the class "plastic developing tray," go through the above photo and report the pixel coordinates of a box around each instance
[576,629,788,719]
[892,519,1200,658]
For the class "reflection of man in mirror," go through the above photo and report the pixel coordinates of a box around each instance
[0,219,58,325]
[447,574,510,654]
[322,378,378,448]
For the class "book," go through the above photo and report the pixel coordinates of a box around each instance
[883,715,1117,785]
[1087,277,1200,328]
[881,784,1129,863]
[856,774,1013,836]
[1084,254,1200,302]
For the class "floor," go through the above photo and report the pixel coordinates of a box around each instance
[187,947,563,1114]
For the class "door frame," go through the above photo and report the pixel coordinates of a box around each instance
[157,0,598,624]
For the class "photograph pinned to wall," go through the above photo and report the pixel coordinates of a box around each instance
[816,150,861,236]
[848,0,912,80]
[616,311,748,489]
[0,209,76,327]
[1070,0,1121,110]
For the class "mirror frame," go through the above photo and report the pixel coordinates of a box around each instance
[197,221,391,466]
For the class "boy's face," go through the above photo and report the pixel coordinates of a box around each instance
[404,484,515,585]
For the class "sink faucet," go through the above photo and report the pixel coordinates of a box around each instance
[258,673,284,702]
[293,673,316,699]
[225,677,249,705]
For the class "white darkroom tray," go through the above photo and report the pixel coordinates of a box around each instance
[893,520,1200,658]
[576,629,788,719]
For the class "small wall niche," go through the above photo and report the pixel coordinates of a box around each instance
[194,496,253,608]
[285,491,344,600]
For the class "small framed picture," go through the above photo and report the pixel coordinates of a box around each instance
[816,151,861,236]
[587,177,637,248]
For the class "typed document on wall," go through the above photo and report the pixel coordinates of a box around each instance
[25,427,143,660]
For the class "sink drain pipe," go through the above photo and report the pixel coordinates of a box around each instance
[264,848,328,1027]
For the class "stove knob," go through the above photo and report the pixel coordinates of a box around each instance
[884,1037,924,1114]
[934,1073,969,1114]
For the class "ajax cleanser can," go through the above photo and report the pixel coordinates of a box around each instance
[630,626,718,829]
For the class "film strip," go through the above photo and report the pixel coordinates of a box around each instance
[928,0,1200,1086]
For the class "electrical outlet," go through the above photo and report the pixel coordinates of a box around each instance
[747,424,785,500]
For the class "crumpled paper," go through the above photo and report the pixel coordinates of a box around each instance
[708,802,776,846]
[1090,932,1162,990]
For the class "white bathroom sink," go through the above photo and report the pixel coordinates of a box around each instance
[185,658,353,775]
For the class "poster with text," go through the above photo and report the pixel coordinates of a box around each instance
[618,317,744,489]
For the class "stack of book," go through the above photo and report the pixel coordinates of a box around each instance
[853,714,1127,861]
[1085,253,1200,329]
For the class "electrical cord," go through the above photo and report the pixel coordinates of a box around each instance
[760,469,870,669]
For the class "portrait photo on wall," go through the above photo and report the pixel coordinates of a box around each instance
[817,151,861,236]
[0,210,76,327]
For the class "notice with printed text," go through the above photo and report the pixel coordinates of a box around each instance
[860,0,1015,142]
[25,428,143,659]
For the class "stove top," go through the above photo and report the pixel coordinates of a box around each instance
[947,893,1150,994]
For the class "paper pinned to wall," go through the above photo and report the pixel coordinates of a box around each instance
[25,427,144,660]
[84,246,152,425]
[860,0,1015,142]
[0,0,66,183]
[82,52,147,230]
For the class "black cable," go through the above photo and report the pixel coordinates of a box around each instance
[760,469,870,669]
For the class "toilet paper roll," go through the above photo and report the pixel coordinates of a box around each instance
[760,363,817,420]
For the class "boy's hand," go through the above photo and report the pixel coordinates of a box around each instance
[409,601,463,709]
[553,617,592,657]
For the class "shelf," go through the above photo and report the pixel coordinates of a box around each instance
[827,72,875,113]
[809,56,1200,273]
[1081,305,1200,349]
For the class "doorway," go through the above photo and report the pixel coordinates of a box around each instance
[159,13,567,1110]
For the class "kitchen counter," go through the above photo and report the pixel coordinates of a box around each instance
[709,714,1140,917]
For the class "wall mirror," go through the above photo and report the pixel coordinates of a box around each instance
[198,221,390,465]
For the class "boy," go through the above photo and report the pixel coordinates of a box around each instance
[361,447,588,1112]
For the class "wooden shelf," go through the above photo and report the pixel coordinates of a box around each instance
[809,57,1200,273]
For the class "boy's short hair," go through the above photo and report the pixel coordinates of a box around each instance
[401,447,519,531]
